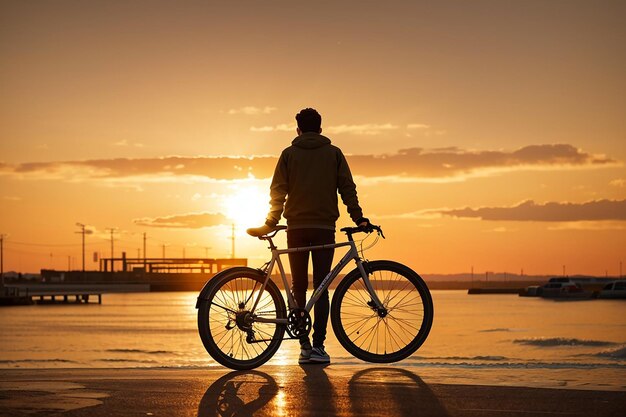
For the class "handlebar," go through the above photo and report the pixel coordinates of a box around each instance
[340,224,385,239]
[249,224,384,240]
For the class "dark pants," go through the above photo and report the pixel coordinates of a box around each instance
[287,228,335,348]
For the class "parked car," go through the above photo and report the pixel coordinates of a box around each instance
[597,280,626,299]
[539,281,593,299]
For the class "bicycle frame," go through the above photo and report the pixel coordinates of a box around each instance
[252,235,385,326]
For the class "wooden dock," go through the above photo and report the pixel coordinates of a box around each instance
[0,283,150,306]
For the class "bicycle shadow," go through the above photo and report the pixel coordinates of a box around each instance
[197,370,278,417]
[348,367,450,417]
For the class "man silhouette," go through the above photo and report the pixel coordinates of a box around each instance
[248,108,369,364]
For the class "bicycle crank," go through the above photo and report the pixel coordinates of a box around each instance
[286,308,311,339]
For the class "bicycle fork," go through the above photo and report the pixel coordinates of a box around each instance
[355,260,388,317]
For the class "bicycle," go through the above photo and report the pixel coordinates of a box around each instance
[196,224,433,370]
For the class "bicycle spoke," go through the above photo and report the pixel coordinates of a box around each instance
[210,301,237,314]
[384,318,406,351]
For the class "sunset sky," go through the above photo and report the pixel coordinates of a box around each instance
[1,1,625,276]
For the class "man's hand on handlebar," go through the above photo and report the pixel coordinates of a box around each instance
[354,217,384,237]
[246,224,274,237]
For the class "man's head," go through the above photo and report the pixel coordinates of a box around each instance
[296,108,322,135]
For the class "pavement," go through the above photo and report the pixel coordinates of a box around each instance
[0,366,624,417]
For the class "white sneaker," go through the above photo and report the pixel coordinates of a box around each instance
[298,340,313,364]
[309,346,330,364]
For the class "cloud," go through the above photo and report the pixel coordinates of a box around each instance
[609,179,625,188]
[348,144,616,181]
[250,122,436,136]
[375,210,441,220]
[325,123,399,135]
[547,221,626,231]
[1,156,278,181]
[440,199,626,222]
[228,106,277,115]
[134,212,229,228]
[113,139,144,148]
[406,123,430,130]
[0,144,617,184]
[250,124,295,132]
[487,226,517,233]
[249,123,400,135]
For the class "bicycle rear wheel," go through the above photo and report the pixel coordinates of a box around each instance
[197,268,286,370]
[331,260,433,363]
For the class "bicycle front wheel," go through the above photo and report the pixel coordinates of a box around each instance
[331,260,433,363]
[197,268,286,370]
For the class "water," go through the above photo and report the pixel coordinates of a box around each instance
[1,291,625,390]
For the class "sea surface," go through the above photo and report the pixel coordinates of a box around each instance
[1,291,624,390]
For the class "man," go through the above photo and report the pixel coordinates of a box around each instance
[248,108,369,365]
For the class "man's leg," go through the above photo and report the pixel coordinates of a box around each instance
[286,229,310,310]
[287,229,314,364]
[311,229,335,348]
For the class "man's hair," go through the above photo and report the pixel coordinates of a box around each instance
[296,108,322,133]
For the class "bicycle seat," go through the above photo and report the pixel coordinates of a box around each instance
[246,225,287,238]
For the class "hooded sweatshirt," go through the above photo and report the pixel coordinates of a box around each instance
[266,132,363,230]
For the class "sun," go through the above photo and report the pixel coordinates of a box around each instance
[222,187,270,230]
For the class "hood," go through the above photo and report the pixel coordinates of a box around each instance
[291,132,332,149]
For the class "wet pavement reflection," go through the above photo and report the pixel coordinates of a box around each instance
[197,366,449,417]
[2,367,624,417]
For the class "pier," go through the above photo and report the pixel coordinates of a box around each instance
[0,283,149,306]
[99,255,247,274]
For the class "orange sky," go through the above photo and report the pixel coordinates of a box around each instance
[1,1,625,275]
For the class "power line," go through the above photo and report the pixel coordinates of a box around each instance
[4,247,65,256]
[6,241,100,247]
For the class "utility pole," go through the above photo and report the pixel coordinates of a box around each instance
[143,232,147,269]
[182,247,186,259]
[76,223,86,277]
[1,234,5,292]
[106,228,115,272]
[562,265,566,277]
[471,266,474,285]
[620,261,623,279]
[162,244,166,259]
[67,255,71,271]
[107,228,115,259]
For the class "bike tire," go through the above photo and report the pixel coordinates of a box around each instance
[331,260,433,363]
[197,268,286,370]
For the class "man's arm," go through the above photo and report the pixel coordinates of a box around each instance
[337,151,365,224]
[265,151,289,226]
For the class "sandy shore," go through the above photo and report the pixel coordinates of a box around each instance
[1,366,624,417]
